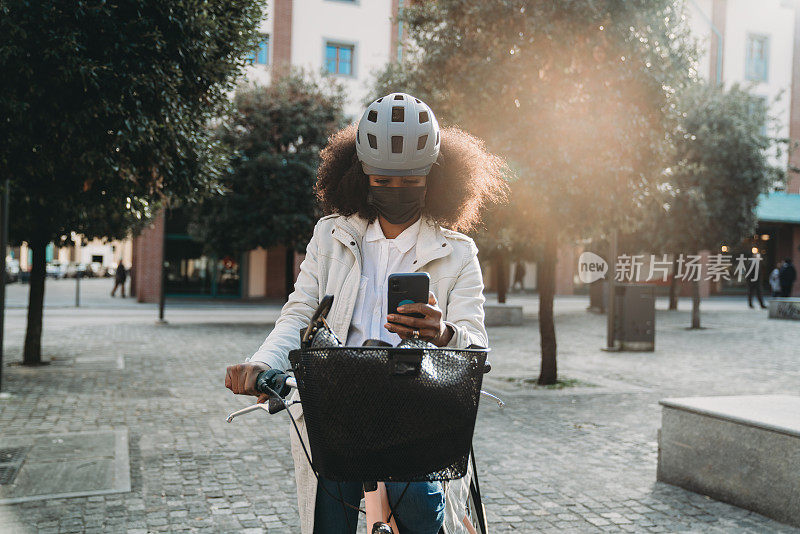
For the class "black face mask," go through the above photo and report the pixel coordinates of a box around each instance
[367,185,426,225]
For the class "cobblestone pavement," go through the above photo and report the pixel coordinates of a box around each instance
[0,279,798,533]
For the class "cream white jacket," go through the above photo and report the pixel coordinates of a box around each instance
[248,213,487,533]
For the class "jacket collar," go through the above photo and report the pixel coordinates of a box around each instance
[364,218,421,254]
[415,217,454,269]
[333,215,454,270]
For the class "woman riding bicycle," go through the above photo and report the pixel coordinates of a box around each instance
[225,93,507,534]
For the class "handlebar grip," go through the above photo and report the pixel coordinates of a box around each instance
[255,370,271,395]
[255,369,292,397]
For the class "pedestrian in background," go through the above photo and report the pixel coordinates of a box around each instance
[512,261,526,292]
[769,264,782,297]
[779,258,797,297]
[111,260,127,297]
[747,256,767,309]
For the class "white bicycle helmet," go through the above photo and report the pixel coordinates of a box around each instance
[355,92,441,176]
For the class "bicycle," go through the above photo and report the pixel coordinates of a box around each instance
[227,295,504,534]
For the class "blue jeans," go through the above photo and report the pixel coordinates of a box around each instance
[313,477,445,534]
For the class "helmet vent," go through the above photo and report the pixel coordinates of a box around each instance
[391,136,403,153]
[356,130,360,144]
[376,98,383,103]
[368,133,377,149]
[436,131,439,145]
[419,111,429,124]
[391,107,404,122]
[415,98,421,103]
[417,134,428,150]
[367,110,378,123]
[393,94,404,100]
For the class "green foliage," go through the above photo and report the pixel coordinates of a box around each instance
[0,0,266,246]
[651,82,786,254]
[371,0,701,382]
[187,71,346,256]
[373,0,698,246]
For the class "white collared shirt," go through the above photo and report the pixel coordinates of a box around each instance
[346,217,422,346]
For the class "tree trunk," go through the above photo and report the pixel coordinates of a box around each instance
[691,278,701,329]
[284,247,295,302]
[537,235,557,385]
[23,240,47,365]
[495,250,508,304]
[669,258,679,310]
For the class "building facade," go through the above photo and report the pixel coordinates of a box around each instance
[133,0,800,302]
[552,0,800,297]
[133,0,407,302]
[243,0,403,118]
[691,0,800,296]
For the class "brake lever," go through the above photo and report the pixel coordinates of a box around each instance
[480,390,505,408]
[226,399,298,422]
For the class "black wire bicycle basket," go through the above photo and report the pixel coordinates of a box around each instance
[288,343,488,483]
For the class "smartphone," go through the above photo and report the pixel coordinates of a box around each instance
[388,272,430,321]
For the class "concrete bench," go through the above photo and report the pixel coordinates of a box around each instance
[657,395,800,527]
[483,304,523,326]
[768,298,800,320]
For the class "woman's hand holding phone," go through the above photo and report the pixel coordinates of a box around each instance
[385,291,454,346]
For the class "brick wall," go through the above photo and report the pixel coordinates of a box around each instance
[265,245,287,299]
[789,4,800,193]
[273,0,293,72]
[132,211,164,304]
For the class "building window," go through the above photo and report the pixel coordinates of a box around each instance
[256,38,269,65]
[325,42,354,75]
[745,34,769,82]
[248,36,270,65]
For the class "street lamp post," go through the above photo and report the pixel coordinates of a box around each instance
[605,230,618,351]
[157,211,167,324]
[74,236,81,308]
[0,179,9,393]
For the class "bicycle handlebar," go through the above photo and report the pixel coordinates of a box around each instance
[256,361,488,399]
[227,355,498,423]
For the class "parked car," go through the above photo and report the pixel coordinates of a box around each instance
[64,262,88,278]
[46,261,68,279]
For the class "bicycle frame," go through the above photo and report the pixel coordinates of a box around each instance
[227,380,500,534]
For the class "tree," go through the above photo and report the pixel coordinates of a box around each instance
[651,82,787,328]
[372,0,696,383]
[187,72,346,300]
[0,0,265,364]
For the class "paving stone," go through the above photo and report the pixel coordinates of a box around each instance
[0,292,798,532]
